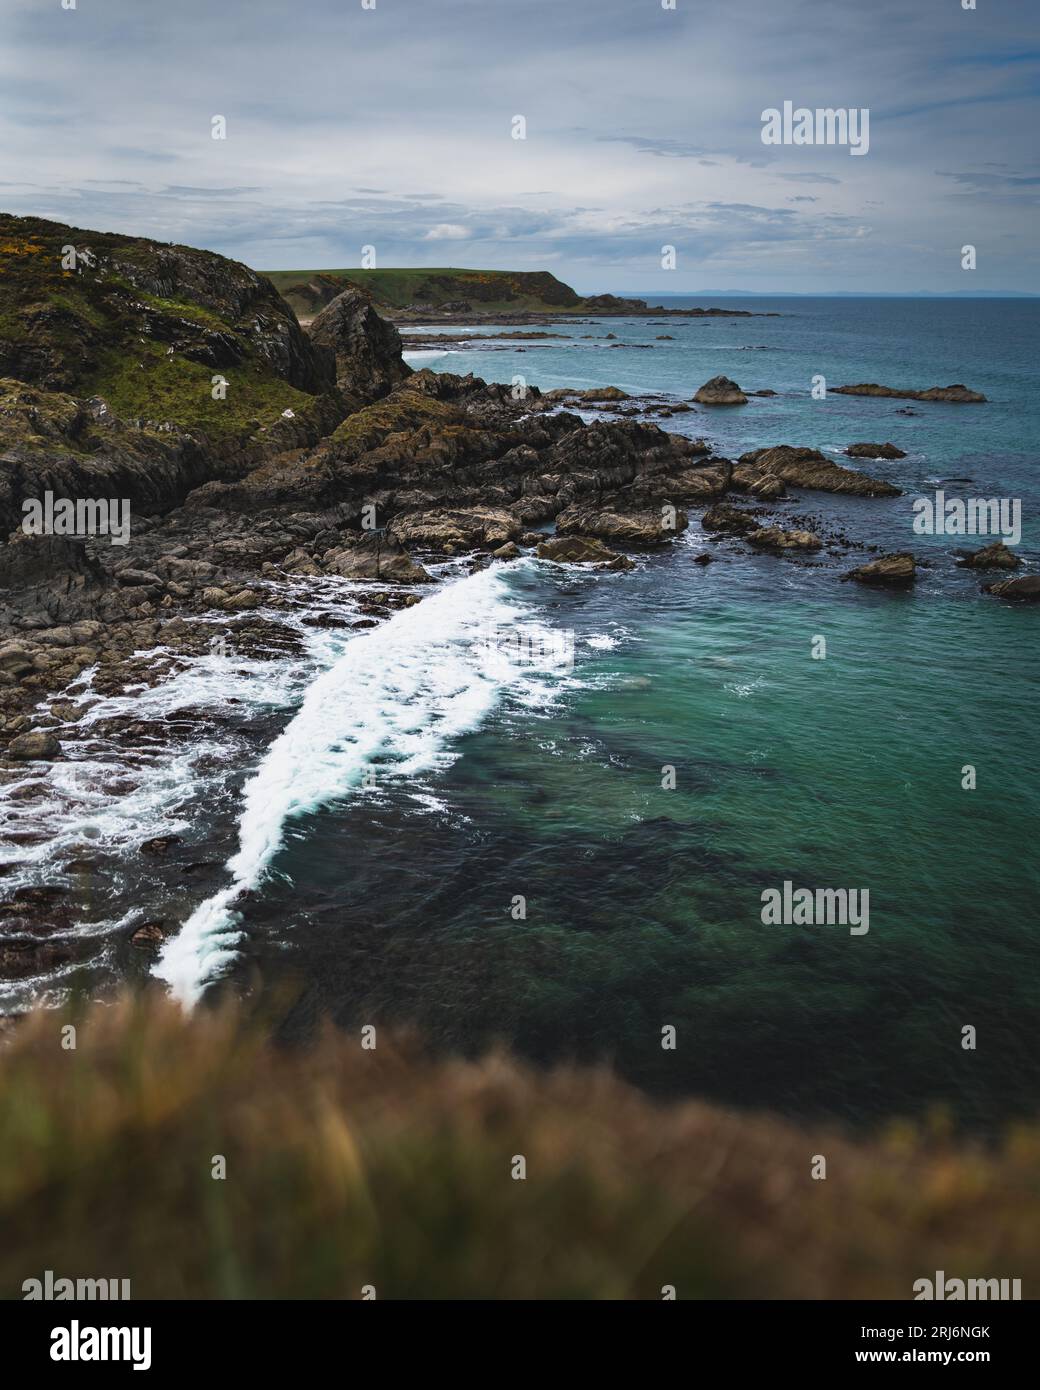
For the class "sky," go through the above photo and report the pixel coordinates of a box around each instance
[1,0,1038,294]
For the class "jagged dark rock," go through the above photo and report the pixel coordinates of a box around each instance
[323,533,432,584]
[307,288,412,400]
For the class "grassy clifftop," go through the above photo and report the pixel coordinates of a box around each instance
[0,215,325,441]
[2,993,1038,1300]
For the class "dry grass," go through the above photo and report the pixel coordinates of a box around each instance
[1,993,1037,1299]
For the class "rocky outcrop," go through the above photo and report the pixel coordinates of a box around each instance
[386,507,519,552]
[0,533,110,628]
[832,384,986,404]
[0,215,360,537]
[693,376,747,405]
[535,535,634,569]
[736,446,900,497]
[747,475,786,499]
[0,214,327,398]
[554,505,687,546]
[187,372,710,535]
[844,553,916,586]
[702,503,759,534]
[984,575,1040,601]
[307,288,412,400]
[6,729,61,759]
[747,527,821,551]
[323,533,432,584]
[543,386,629,404]
[845,442,906,459]
[957,541,1021,570]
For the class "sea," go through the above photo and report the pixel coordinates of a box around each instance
[2,295,1037,1131]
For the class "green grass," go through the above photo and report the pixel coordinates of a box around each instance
[1,991,1038,1300]
[127,290,230,331]
[85,342,314,440]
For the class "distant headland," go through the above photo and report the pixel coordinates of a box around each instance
[263,267,777,325]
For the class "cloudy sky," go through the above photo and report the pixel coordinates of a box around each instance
[2,0,1037,293]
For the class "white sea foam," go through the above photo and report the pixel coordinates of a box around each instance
[154,561,564,1005]
[402,349,454,365]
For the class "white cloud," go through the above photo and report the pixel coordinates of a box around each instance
[424,223,470,241]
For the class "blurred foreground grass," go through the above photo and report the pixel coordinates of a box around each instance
[1,993,1037,1299]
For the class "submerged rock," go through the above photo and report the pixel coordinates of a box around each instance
[140,835,183,856]
[844,553,916,586]
[693,375,747,405]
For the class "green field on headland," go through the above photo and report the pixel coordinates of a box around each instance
[264,267,589,319]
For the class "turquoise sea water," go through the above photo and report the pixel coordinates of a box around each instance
[244,297,1039,1131]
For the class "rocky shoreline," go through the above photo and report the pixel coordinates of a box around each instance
[0,214,1033,999]
[0,219,1031,765]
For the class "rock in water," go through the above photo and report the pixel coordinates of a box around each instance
[747,527,822,551]
[6,730,62,759]
[832,383,986,403]
[308,288,412,400]
[554,505,687,546]
[323,533,432,584]
[845,442,907,459]
[693,376,748,405]
[736,446,900,497]
[844,553,916,586]
[748,475,787,499]
[536,535,634,569]
[130,922,167,951]
[702,503,759,534]
[387,507,520,552]
[984,575,1040,601]
[956,541,1021,570]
